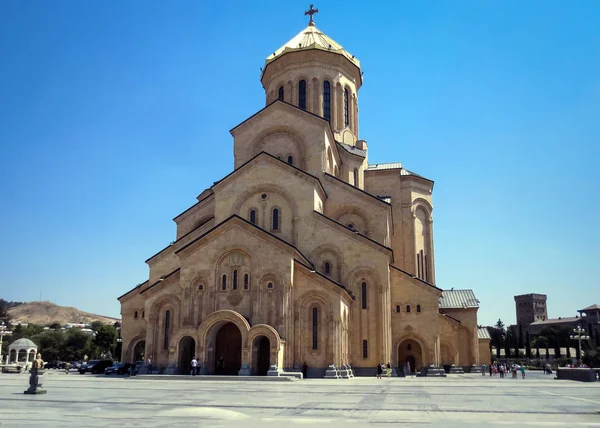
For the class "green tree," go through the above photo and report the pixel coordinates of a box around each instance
[62,329,90,361]
[93,325,116,357]
[48,322,62,330]
[489,319,506,358]
[525,332,532,358]
[32,330,64,362]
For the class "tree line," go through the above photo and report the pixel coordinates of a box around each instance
[1,299,121,362]
[487,318,600,366]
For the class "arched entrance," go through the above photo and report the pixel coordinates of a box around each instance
[178,336,196,375]
[133,340,146,362]
[398,339,422,373]
[252,336,271,376]
[214,322,242,375]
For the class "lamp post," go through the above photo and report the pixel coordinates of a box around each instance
[570,325,589,366]
[116,327,122,362]
[0,321,13,365]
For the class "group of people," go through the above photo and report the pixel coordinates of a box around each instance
[483,362,526,379]
[376,362,393,379]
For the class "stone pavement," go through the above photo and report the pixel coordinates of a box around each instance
[0,371,598,427]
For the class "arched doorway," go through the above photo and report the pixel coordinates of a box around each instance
[9,349,16,363]
[398,339,423,373]
[252,336,270,376]
[178,336,196,375]
[133,341,146,362]
[214,322,242,375]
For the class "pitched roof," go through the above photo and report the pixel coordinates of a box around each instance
[367,162,402,171]
[529,316,580,326]
[439,289,479,309]
[390,265,442,292]
[579,304,600,311]
[336,141,366,158]
[478,327,491,340]
[366,163,433,183]
[264,25,360,69]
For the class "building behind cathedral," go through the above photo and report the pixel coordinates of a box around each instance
[118,11,490,376]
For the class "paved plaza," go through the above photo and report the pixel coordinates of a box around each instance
[0,372,598,427]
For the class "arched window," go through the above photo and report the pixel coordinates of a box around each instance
[353,168,359,187]
[249,209,257,225]
[244,273,249,290]
[198,284,205,291]
[406,305,411,313]
[312,307,318,350]
[287,155,293,165]
[278,86,284,101]
[163,310,170,350]
[324,262,331,276]
[142,310,145,319]
[272,208,280,231]
[233,270,238,290]
[134,311,138,319]
[267,281,274,289]
[299,79,306,110]
[417,304,421,313]
[344,88,349,127]
[323,81,331,122]
[222,274,227,290]
[396,305,400,313]
[361,282,367,310]
[362,339,368,358]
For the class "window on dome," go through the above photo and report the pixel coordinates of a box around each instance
[323,81,331,122]
[299,80,306,110]
[278,86,284,101]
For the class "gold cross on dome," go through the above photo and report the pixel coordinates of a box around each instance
[305,4,319,26]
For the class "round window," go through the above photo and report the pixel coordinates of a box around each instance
[261,193,268,200]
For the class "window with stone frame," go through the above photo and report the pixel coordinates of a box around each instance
[221,274,227,291]
[312,307,318,350]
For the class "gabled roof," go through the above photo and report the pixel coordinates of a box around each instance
[117,280,149,301]
[294,259,355,300]
[478,327,491,340]
[390,265,442,292]
[579,304,600,312]
[439,289,479,309]
[323,173,390,208]
[175,214,312,267]
[230,99,331,134]
[314,211,393,261]
[529,316,580,326]
[366,163,434,183]
[211,151,327,199]
[140,268,181,295]
[336,141,366,158]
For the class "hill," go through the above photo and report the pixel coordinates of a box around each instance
[7,301,120,326]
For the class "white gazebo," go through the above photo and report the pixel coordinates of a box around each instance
[8,338,38,367]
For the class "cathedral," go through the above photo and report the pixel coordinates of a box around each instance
[118,9,490,377]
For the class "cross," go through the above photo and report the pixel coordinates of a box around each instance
[305,4,319,26]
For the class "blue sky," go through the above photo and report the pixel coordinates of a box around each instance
[0,1,598,326]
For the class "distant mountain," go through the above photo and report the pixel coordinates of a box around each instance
[7,301,119,326]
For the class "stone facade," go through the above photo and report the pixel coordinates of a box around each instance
[118,17,484,376]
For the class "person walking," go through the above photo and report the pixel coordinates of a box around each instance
[520,365,526,379]
[481,363,486,376]
[147,357,153,375]
[386,362,392,378]
[488,363,493,377]
[302,362,308,379]
[376,363,383,379]
[191,357,198,376]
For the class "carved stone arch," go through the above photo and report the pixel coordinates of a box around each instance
[249,126,307,169]
[231,184,298,221]
[259,272,283,290]
[310,244,343,282]
[332,206,370,236]
[148,294,181,324]
[212,246,255,292]
[124,334,147,362]
[248,324,282,351]
[411,198,433,220]
[169,326,199,350]
[393,332,430,368]
[344,265,383,294]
